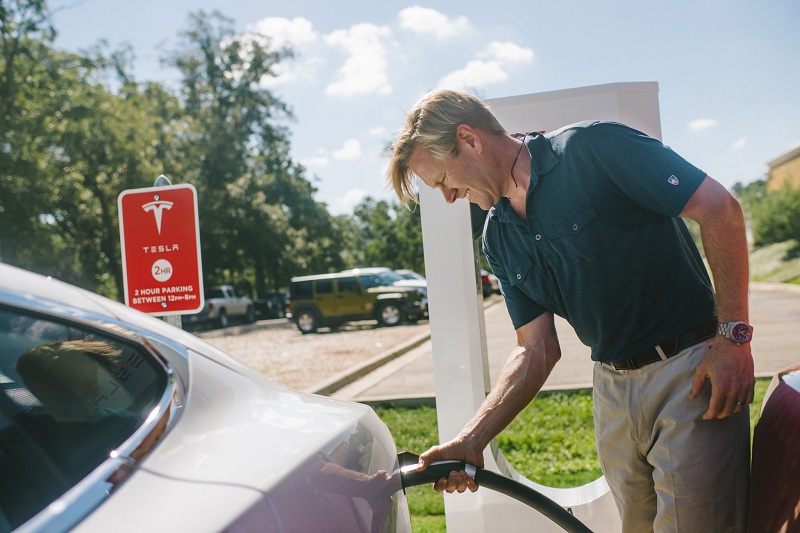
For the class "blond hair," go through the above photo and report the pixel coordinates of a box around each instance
[386,89,507,207]
[17,339,121,383]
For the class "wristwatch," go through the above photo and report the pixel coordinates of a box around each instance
[716,321,753,345]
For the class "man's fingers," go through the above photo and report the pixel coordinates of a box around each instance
[706,379,754,419]
[689,367,708,400]
[702,386,724,420]
[416,446,440,471]
[733,387,755,414]
[432,470,478,494]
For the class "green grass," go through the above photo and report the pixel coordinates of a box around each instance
[749,240,800,283]
[375,378,772,531]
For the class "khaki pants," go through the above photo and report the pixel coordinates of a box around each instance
[593,340,750,533]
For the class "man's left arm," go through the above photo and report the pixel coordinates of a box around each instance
[680,176,755,420]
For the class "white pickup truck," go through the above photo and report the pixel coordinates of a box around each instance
[185,285,256,329]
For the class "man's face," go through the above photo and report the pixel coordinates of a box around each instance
[408,144,501,210]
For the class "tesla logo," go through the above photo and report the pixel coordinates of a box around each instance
[142,199,173,234]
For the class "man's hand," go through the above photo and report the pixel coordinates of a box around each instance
[689,340,755,420]
[416,437,483,493]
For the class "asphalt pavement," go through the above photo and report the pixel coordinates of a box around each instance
[328,282,800,403]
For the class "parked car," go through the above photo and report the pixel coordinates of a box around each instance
[254,292,289,319]
[481,269,501,298]
[183,285,255,329]
[394,269,425,281]
[0,263,411,532]
[391,270,428,310]
[340,267,428,303]
[289,270,426,334]
[343,267,428,318]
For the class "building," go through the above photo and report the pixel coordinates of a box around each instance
[767,144,800,191]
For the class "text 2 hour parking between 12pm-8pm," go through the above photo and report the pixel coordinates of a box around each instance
[118,183,204,316]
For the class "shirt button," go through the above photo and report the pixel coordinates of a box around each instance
[516,274,522,280]
[572,224,578,231]
[535,234,542,240]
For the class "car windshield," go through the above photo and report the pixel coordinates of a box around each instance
[358,271,403,288]
[205,289,225,299]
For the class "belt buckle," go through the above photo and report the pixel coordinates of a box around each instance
[611,358,635,371]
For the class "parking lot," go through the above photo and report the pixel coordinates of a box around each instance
[196,318,431,392]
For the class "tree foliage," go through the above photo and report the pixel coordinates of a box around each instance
[1,2,427,301]
[734,179,800,248]
[350,197,425,274]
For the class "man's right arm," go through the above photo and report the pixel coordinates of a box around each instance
[416,311,562,493]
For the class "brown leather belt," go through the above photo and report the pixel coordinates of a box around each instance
[605,318,718,371]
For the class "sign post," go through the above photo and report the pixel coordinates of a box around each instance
[118,180,204,324]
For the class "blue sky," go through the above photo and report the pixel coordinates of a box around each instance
[52,0,799,214]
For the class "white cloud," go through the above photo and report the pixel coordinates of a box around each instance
[332,139,362,161]
[730,138,746,150]
[436,40,534,91]
[247,17,318,50]
[332,188,369,214]
[688,118,718,132]
[243,17,321,86]
[369,126,386,136]
[325,23,392,96]
[438,60,508,90]
[398,6,471,39]
[301,149,329,167]
[479,41,534,65]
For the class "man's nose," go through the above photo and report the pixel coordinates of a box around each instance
[439,187,457,204]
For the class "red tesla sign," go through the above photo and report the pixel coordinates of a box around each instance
[118,184,204,315]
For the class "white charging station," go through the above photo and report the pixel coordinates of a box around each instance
[419,82,662,532]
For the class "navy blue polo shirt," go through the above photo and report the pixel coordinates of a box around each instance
[483,121,716,362]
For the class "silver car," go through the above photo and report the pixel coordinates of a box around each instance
[0,263,410,532]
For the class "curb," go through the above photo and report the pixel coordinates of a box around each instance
[354,376,781,409]
[357,386,597,409]
[306,328,433,396]
[307,295,504,397]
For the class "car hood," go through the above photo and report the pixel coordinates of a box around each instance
[393,279,427,291]
[77,353,406,531]
[367,285,417,295]
[145,352,398,488]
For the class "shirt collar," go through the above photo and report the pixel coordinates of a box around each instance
[489,132,560,224]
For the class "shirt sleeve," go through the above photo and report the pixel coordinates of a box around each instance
[584,122,707,217]
[483,231,547,330]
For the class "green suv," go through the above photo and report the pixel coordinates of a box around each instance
[289,270,426,334]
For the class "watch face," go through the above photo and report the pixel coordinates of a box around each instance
[730,323,751,343]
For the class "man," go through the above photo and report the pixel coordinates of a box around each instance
[386,89,754,532]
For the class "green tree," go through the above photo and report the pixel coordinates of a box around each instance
[392,202,425,274]
[2,4,350,298]
[167,11,290,288]
[1,0,189,297]
[350,197,424,273]
[0,0,56,266]
[167,11,344,295]
[48,54,187,297]
[750,186,800,247]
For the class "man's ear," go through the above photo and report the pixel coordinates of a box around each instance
[456,124,483,154]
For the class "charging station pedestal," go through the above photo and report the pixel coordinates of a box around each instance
[419,82,662,532]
